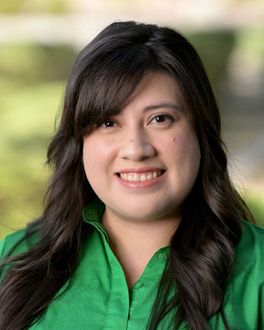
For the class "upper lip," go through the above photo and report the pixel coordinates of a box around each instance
[116,167,165,174]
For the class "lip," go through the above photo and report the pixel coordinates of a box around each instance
[116,167,165,174]
[115,168,166,189]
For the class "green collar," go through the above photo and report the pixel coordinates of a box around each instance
[82,198,105,223]
[82,199,108,239]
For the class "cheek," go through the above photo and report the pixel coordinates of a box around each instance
[160,130,200,168]
[157,133,190,155]
[83,136,116,173]
[83,138,113,162]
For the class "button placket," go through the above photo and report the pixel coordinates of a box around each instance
[133,280,144,290]
[103,241,130,330]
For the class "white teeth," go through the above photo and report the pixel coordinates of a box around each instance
[140,174,147,181]
[127,174,134,181]
[119,171,162,182]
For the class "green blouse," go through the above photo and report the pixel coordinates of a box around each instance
[0,200,263,329]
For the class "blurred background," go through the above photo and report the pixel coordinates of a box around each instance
[0,0,263,238]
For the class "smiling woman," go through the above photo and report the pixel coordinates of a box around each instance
[0,21,263,330]
[83,72,201,227]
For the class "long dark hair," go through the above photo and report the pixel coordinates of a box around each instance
[0,21,253,329]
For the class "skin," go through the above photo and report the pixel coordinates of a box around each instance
[83,71,201,286]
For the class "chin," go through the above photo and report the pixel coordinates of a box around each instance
[117,205,177,222]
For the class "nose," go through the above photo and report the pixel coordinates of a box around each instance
[119,129,156,161]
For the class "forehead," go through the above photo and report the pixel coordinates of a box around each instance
[75,70,189,137]
[120,71,186,113]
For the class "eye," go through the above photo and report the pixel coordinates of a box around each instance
[149,113,175,125]
[100,120,118,128]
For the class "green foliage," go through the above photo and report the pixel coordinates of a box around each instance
[187,31,236,89]
[236,28,264,56]
[0,44,77,83]
[0,43,75,238]
[0,81,64,238]
[246,196,264,228]
[0,0,69,13]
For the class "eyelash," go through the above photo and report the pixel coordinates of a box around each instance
[100,120,118,128]
[100,113,175,129]
[149,113,175,124]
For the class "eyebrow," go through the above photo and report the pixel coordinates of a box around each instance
[143,102,183,112]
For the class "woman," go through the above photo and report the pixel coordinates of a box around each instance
[0,21,263,330]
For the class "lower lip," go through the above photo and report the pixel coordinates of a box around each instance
[115,172,166,189]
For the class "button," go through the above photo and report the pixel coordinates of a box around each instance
[158,252,167,261]
[134,280,144,289]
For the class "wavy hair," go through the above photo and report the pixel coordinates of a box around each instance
[0,21,253,329]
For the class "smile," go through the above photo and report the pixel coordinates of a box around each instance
[119,171,163,182]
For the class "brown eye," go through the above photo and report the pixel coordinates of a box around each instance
[150,114,175,124]
[102,120,117,128]
[154,115,167,122]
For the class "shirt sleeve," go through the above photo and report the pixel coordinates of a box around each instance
[0,230,27,261]
[0,236,7,259]
[259,282,264,329]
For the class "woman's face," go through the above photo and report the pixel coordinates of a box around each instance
[83,72,201,223]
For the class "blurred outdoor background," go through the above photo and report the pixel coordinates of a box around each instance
[0,0,264,239]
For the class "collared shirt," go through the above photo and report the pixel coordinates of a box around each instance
[0,199,264,329]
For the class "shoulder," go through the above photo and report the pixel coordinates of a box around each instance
[223,222,264,327]
[0,228,29,259]
[239,220,264,252]
[235,220,264,279]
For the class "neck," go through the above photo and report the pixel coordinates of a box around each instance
[102,208,180,287]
